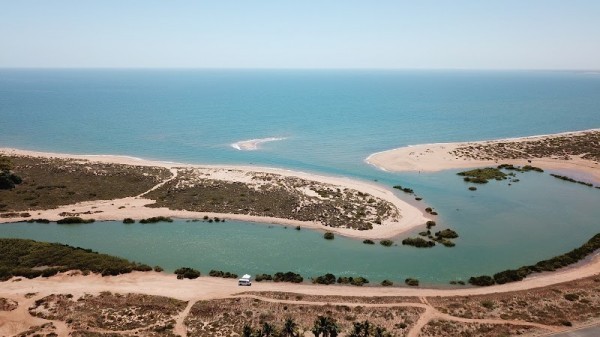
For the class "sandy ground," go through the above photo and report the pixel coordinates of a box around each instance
[366,129,600,184]
[0,148,429,239]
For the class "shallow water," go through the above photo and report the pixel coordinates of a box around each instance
[1,69,599,284]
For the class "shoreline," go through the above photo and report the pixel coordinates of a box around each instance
[366,128,600,183]
[1,250,599,300]
[0,147,429,240]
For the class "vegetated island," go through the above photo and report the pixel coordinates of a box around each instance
[0,148,428,239]
[366,129,600,184]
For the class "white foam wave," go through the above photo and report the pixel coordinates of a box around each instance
[231,137,287,151]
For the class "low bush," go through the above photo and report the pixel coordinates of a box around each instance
[273,271,303,283]
[337,276,369,286]
[402,237,435,248]
[405,278,419,286]
[393,185,414,194]
[313,273,336,285]
[140,216,173,224]
[425,220,436,229]
[458,168,507,184]
[26,218,50,224]
[255,274,273,282]
[153,266,164,272]
[435,229,459,239]
[56,217,95,224]
[362,239,374,245]
[209,270,238,278]
[174,267,201,279]
[468,275,495,286]
[381,279,393,286]
[564,293,579,301]
[0,238,150,281]
[123,218,135,224]
[380,240,394,247]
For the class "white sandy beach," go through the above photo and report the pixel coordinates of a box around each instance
[0,147,428,239]
[366,129,600,183]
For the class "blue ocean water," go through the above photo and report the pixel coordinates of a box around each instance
[1,69,599,284]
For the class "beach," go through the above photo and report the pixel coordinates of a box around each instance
[366,129,600,184]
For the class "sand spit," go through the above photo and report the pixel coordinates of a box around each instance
[0,148,428,239]
[366,129,600,183]
[231,137,286,150]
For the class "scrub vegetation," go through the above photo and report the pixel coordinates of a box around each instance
[0,155,170,212]
[0,238,152,281]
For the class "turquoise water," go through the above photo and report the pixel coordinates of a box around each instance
[1,69,599,284]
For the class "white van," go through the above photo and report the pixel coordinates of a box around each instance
[238,274,252,286]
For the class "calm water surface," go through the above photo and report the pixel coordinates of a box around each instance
[1,70,599,284]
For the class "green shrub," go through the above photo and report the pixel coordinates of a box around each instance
[401,237,435,248]
[56,217,95,224]
[209,270,239,278]
[174,267,201,279]
[381,279,393,286]
[458,168,507,184]
[0,238,148,280]
[140,216,173,224]
[313,273,336,285]
[273,271,303,283]
[255,274,273,282]
[380,240,394,247]
[481,300,495,309]
[425,221,436,229]
[324,232,334,240]
[435,229,459,239]
[123,218,135,224]
[564,293,579,301]
[405,278,419,286]
[153,266,164,272]
[393,185,414,194]
[337,276,369,286]
[468,275,495,286]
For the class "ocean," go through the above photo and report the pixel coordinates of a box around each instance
[1,69,599,284]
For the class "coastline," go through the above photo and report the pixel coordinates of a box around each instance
[2,251,599,300]
[0,147,428,240]
[366,128,600,183]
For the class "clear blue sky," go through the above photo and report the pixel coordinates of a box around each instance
[1,0,599,69]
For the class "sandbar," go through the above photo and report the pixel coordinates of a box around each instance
[366,129,600,183]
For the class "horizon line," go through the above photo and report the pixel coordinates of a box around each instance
[0,67,599,72]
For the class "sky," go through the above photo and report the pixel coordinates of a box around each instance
[1,1,599,69]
